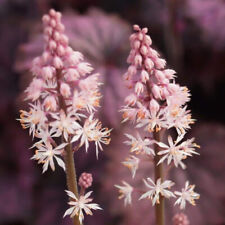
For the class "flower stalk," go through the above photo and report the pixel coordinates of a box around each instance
[154,131,164,225]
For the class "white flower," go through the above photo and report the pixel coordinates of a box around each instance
[50,109,81,141]
[71,115,111,158]
[124,133,155,156]
[34,126,56,145]
[31,142,67,173]
[174,181,200,209]
[64,191,102,224]
[139,178,175,205]
[18,102,47,137]
[122,155,140,178]
[156,135,199,169]
[166,106,194,135]
[136,108,167,132]
[115,181,133,206]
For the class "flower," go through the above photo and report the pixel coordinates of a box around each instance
[18,102,47,137]
[50,109,81,141]
[115,181,133,206]
[156,135,199,169]
[71,115,111,158]
[31,142,67,173]
[172,213,190,225]
[124,133,155,156]
[174,181,200,209]
[64,191,102,224]
[139,178,175,205]
[122,155,140,178]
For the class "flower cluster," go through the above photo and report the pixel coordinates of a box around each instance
[18,9,110,221]
[115,25,199,212]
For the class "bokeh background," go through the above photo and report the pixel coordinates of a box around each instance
[0,0,225,225]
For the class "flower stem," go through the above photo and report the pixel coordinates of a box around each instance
[63,142,81,225]
[154,131,164,225]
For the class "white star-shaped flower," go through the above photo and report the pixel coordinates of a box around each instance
[174,181,200,209]
[139,178,175,205]
[115,181,133,206]
[64,191,102,224]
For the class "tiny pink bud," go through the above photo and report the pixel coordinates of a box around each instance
[48,40,57,50]
[56,23,65,32]
[53,31,60,41]
[125,94,137,106]
[134,54,142,66]
[155,58,166,69]
[149,99,159,115]
[133,40,141,49]
[60,34,68,45]
[43,95,57,111]
[141,70,149,83]
[167,83,179,94]
[57,45,66,56]
[152,84,162,99]
[78,172,93,189]
[140,45,148,56]
[155,70,166,83]
[67,51,83,65]
[135,82,144,95]
[49,9,56,17]
[164,69,176,79]
[50,19,56,28]
[142,27,148,33]
[65,68,79,81]
[53,56,63,69]
[41,66,55,79]
[133,24,140,31]
[145,58,154,70]
[172,213,190,225]
[60,83,71,98]
[149,48,159,58]
[138,32,144,41]
[42,51,51,63]
[144,35,152,45]
[42,15,50,24]
[55,12,62,21]
[44,27,52,36]
[127,65,137,77]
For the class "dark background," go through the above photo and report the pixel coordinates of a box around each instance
[0,0,225,225]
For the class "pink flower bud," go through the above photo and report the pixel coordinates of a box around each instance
[141,70,149,83]
[164,69,176,79]
[140,45,148,56]
[48,40,57,50]
[49,9,56,17]
[26,78,44,101]
[78,172,93,189]
[50,19,56,28]
[125,94,137,106]
[53,56,63,69]
[42,51,51,63]
[167,83,179,94]
[41,66,55,79]
[149,99,159,115]
[145,58,154,70]
[133,24,140,31]
[133,40,141,50]
[155,58,166,69]
[56,23,65,32]
[155,70,166,83]
[172,213,190,225]
[44,26,52,36]
[53,31,60,41]
[42,15,50,24]
[135,82,144,95]
[138,32,144,41]
[144,35,152,45]
[55,12,62,21]
[127,65,137,77]
[152,84,162,99]
[134,54,142,66]
[149,48,159,58]
[142,27,148,33]
[43,95,57,111]
[57,45,66,56]
[60,83,71,98]
[60,34,68,45]
[65,68,79,81]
